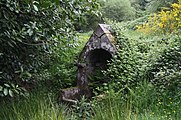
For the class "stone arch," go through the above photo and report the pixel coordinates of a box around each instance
[58,24,117,103]
[78,24,117,62]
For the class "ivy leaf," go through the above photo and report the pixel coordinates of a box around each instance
[3,88,8,96]
[9,89,14,97]
[4,84,10,88]
[33,5,38,11]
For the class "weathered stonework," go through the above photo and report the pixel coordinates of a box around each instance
[79,24,116,61]
[58,24,116,103]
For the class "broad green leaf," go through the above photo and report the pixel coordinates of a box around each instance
[3,88,8,96]
[33,5,38,11]
[9,89,14,97]
[4,84,10,88]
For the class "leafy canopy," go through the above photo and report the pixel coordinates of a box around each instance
[0,0,99,97]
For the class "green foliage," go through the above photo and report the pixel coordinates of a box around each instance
[1,81,180,120]
[102,22,180,95]
[146,36,181,96]
[0,83,27,97]
[0,0,99,97]
[0,0,180,119]
[88,68,109,94]
[72,96,94,120]
[99,25,180,119]
[0,90,69,120]
[40,36,79,89]
[74,11,103,32]
[39,32,92,91]
[104,27,142,92]
[93,80,181,120]
[129,0,178,18]
[137,0,181,35]
[102,0,136,22]
[93,91,128,120]
[146,0,178,13]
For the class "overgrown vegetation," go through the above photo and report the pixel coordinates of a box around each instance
[0,0,98,97]
[0,0,180,120]
[137,0,181,34]
[101,0,136,22]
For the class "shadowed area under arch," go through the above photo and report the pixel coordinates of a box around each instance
[86,48,112,75]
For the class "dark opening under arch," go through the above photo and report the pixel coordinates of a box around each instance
[86,49,112,75]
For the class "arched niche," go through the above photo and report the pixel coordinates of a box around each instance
[86,49,112,75]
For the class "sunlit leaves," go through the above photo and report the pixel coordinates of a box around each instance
[137,0,181,34]
[33,4,38,11]
[3,88,8,96]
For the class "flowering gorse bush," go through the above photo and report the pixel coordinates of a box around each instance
[137,0,181,34]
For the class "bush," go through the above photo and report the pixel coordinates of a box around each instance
[146,36,181,96]
[146,0,178,13]
[137,0,181,34]
[102,0,136,22]
[74,12,103,32]
[103,26,143,92]
[101,24,180,108]
[0,0,99,97]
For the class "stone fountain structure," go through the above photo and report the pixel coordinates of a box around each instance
[58,24,117,103]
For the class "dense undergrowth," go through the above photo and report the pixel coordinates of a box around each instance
[1,28,180,120]
[0,0,181,120]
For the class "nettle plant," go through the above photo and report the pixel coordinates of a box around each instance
[102,27,143,92]
[147,36,181,96]
[137,0,181,34]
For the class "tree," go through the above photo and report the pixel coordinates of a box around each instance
[102,0,135,22]
[0,0,99,97]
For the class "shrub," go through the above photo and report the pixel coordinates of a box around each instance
[146,36,181,97]
[103,26,143,92]
[71,96,94,119]
[137,0,181,34]
[0,0,99,97]
[74,12,103,32]
[101,23,181,118]
[146,0,178,13]
[102,0,136,22]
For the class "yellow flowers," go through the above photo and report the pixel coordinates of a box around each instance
[159,23,164,28]
[172,3,181,9]
[137,0,181,34]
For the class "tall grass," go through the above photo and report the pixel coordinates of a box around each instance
[0,90,73,120]
[0,30,180,120]
[1,82,180,120]
[93,81,181,120]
